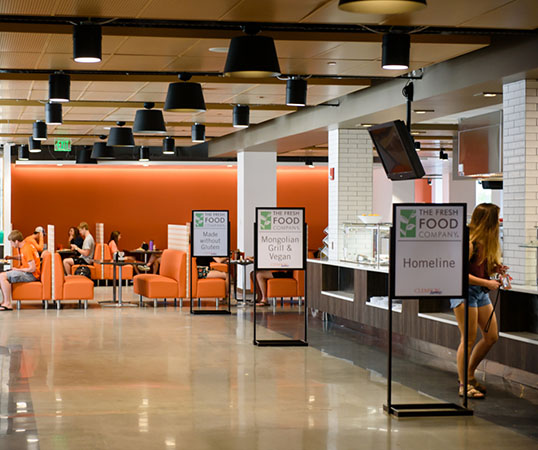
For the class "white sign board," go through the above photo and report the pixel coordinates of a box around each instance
[393,204,466,298]
[192,210,229,257]
[256,208,305,270]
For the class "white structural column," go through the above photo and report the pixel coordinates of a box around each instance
[503,79,538,284]
[2,143,12,252]
[237,151,277,289]
[328,128,373,261]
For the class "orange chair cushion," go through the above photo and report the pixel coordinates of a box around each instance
[210,262,228,273]
[134,274,178,299]
[267,278,297,298]
[12,282,43,300]
[196,278,226,299]
[63,275,94,300]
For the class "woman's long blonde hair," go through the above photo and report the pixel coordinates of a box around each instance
[469,203,501,275]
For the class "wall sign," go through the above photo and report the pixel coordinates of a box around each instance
[255,207,305,270]
[392,203,467,298]
[191,210,229,257]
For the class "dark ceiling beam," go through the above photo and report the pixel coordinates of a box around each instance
[0,119,235,128]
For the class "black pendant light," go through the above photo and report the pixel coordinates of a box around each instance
[48,72,70,103]
[233,105,250,128]
[164,73,206,112]
[286,78,308,107]
[191,123,206,143]
[382,33,410,70]
[45,102,63,125]
[18,145,29,161]
[139,146,150,162]
[28,137,42,153]
[76,146,97,164]
[91,141,115,159]
[338,0,427,14]
[163,136,175,155]
[33,120,47,141]
[133,102,166,133]
[224,30,280,78]
[107,121,135,147]
[73,23,102,63]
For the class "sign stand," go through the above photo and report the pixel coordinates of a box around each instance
[383,203,473,417]
[189,210,231,315]
[253,207,308,347]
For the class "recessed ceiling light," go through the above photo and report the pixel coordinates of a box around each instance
[473,91,502,97]
[414,109,434,114]
[356,123,373,127]
[209,47,229,53]
[327,61,337,66]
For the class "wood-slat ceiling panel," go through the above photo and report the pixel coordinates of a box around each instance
[115,36,199,56]
[164,55,226,72]
[461,0,538,29]
[0,89,32,100]
[45,34,127,55]
[54,0,151,18]
[0,53,44,69]
[137,0,244,21]
[101,54,178,71]
[0,0,62,15]
[0,32,48,53]
[220,0,335,23]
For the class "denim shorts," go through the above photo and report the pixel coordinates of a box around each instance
[450,285,492,309]
[6,271,38,283]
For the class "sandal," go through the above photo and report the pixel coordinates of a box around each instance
[469,378,487,394]
[255,301,270,307]
[459,383,485,399]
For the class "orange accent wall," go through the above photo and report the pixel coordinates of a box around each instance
[12,165,328,252]
[415,178,432,203]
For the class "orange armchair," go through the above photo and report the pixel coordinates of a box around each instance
[133,249,186,307]
[54,253,94,309]
[266,270,305,307]
[191,257,227,307]
[94,243,134,283]
[12,251,52,309]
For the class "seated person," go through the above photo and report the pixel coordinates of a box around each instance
[255,269,294,306]
[63,222,95,275]
[6,226,45,266]
[68,226,83,249]
[196,256,228,287]
[0,230,41,311]
[108,230,121,255]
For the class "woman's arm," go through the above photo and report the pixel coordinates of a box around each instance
[469,274,501,290]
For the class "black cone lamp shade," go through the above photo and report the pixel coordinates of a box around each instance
[139,146,150,162]
[107,122,135,147]
[164,81,206,112]
[48,73,70,103]
[18,145,29,161]
[338,0,427,14]
[382,33,410,70]
[286,78,307,106]
[91,142,115,159]
[73,23,102,63]
[76,146,97,164]
[33,120,47,141]
[163,136,175,154]
[133,102,166,133]
[224,35,280,78]
[191,123,206,143]
[233,105,249,128]
[46,102,63,125]
[28,137,42,153]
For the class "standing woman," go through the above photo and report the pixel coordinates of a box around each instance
[451,203,507,399]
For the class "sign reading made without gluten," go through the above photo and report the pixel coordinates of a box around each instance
[256,208,304,270]
[393,204,466,298]
[192,210,229,257]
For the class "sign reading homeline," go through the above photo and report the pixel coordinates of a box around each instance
[192,210,229,257]
[256,207,305,270]
[393,204,466,298]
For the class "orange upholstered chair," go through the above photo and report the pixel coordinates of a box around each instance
[54,253,94,309]
[133,249,186,307]
[191,258,227,307]
[266,270,305,307]
[95,243,134,283]
[12,250,52,309]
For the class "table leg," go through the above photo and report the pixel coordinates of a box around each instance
[112,262,117,302]
[118,265,123,306]
[243,264,247,303]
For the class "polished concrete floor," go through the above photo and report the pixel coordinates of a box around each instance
[0,287,537,450]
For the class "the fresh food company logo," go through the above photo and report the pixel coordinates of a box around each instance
[260,211,272,230]
[195,213,204,228]
[400,209,417,238]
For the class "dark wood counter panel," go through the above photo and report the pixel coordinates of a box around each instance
[307,260,538,381]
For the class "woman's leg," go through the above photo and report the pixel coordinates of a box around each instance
[468,303,499,378]
[255,270,274,304]
[453,304,478,383]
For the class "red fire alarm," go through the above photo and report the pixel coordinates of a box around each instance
[329,167,335,180]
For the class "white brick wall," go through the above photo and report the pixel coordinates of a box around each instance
[328,128,373,260]
[503,79,538,284]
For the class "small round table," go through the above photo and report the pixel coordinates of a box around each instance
[96,260,146,307]
[230,259,254,305]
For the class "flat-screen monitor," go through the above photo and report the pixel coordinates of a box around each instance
[368,120,425,181]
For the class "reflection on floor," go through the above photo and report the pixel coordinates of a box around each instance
[0,286,536,450]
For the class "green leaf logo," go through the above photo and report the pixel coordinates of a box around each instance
[260,211,272,230]
[195,213,204,227]
[400,209,416,238]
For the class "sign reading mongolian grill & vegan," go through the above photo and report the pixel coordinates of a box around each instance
[192,210,229,257]
[393,204,466,298]
[256,207,305,270]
